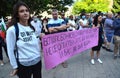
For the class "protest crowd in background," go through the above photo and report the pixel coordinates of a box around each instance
[0,1,120,78]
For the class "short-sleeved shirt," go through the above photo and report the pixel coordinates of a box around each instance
[31,20,42,37]
[104,18,114,36]
[67,19,76,31]
[47,18,66,33]
[79,19,88,26]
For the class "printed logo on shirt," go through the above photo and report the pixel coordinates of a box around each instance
[20,31,34,42]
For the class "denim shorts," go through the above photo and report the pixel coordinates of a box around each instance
[106,35,113,42]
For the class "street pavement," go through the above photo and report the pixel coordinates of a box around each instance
[0,45,120,78]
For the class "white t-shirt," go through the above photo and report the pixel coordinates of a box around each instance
[67,20,76,31]
[79,19,88,30]
[79,19,88,26]
[31,20,42,37]
[6,23,41,69]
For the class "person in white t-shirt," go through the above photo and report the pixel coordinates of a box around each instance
[31,16,42,37]
[6,1,42,78]
[79,15,89,29]
[67,15,77,31]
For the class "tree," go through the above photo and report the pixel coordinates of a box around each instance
[0,0,11,17]
[112,0,120,13]
[0,0,49,17]
[0,0,73,17]
[47,0,73,13]
[72,2,88,14]
[72,0,110,14]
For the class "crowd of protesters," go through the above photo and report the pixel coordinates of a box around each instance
[0,1,120,78]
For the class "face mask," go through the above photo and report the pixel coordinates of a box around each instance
[34,18,37,22]
[82,16,86,19]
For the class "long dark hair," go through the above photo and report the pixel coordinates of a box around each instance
[93,14,102,27]
[9,1,35,31]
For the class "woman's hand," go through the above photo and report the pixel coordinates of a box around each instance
[92,25,96,28]
[97,24,100,27]
[40,33,45,38]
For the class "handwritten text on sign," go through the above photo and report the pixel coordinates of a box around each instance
[42,28,98,70]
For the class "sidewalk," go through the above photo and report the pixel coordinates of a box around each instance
[0,47,120,78]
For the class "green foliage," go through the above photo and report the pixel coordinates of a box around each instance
[47,0,73,14]
[72,0,110,14]
[72,2,88,14]
[112,0,120,13]
[0,0,50,17]
[0,0,73,17]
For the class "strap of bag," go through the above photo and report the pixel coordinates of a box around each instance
[14,23,19,65]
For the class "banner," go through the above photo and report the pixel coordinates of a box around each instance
[42,28,98,70]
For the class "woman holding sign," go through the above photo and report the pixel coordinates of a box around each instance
[6,1,42,78]
[90,14,106,65]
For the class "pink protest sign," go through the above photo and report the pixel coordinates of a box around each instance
[42,28,98,70]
